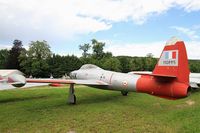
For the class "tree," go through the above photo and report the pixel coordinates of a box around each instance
[91,39,105,59]
[48,54,82,78]
[47,54,63,78]
[117,56,131,73]
[104,52,113,58]
[145,54,157,71]
[129,57,145,71]
[29,40,51,60]
[6,39,25,70]
[19,40,52,77]
[61,55,83,75]
[102,57,121,72]
[0,49,9,69]
[189,60,200,73]
[19,49,32,75]
[79,43,91,58]
[146,53,154,58]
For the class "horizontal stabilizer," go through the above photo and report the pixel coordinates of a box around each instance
[134,73,176,78]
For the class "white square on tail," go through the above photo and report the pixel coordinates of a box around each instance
[158,50,178,66]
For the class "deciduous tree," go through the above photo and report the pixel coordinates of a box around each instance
[91,39,105,59]
[6,39,25,70]
[0,49,9,69]
[19,40,52,77]
[79,43,91,58]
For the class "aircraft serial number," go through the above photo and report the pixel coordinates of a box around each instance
[163,60,176,65]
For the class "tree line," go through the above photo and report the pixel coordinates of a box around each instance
[0,39,200,78]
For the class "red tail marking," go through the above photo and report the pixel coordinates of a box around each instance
[153,41,190,84]
[136,39,190,99]
[172,51,176,59]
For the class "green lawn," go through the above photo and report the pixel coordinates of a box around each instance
[0,85,200,133]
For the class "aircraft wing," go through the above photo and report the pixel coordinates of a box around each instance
[26,79,109,86]
[190,77,200,88]
[0,79,6,82]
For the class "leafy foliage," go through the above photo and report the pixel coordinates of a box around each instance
[48,54,82,78]
[91,39,105,59]
[0,49,9,69]
[189,60,200,73]
[79,43,91,58]
[19,40,52,77]
[6,40,25,70]
[102,57,121,72]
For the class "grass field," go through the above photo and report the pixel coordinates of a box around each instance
[0,85,200,133]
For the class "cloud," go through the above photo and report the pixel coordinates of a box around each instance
[0,0,111,43]
[0,0,200,43]
[0,44,12,50]
[171,26,200,40]
[105,40,200,59]
[72,0,200,24]
[105,41,164,57]
[178,0,200,12]
[0,43,29,50]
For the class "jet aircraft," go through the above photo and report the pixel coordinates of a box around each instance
[1,37,200,104]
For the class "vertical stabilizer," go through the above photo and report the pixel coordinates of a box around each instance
[153,37,190,84]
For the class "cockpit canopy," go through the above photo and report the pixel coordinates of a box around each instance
[80,64,102,70]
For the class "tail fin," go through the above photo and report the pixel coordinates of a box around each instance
[153,37,190,84]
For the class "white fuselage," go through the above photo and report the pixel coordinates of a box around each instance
[71,68,140,92]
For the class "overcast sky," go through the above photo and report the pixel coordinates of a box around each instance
[0,0,200,59]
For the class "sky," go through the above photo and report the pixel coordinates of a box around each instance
[0,0,200,59]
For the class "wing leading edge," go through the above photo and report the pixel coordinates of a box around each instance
[26,79,109,86]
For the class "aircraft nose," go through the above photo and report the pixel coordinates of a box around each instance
[69,72,73,78]
[69,71,77,79]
